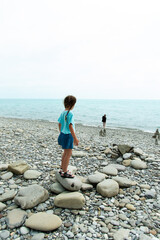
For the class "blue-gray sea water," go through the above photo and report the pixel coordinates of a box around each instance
[0,99,159,132]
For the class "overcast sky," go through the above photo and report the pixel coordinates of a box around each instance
[0,0,160,99]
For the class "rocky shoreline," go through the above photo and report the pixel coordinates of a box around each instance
[0,117,160,240]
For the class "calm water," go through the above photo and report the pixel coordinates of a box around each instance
[0,99,159,132]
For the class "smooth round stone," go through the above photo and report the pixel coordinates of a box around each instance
[102,165,118,176]
[31,233,45,240]
[131,159,147,169]
[112,176,137,187]
[54,192,85,209]
[126,204,136,211]
[0,202,6,211]
[140,184,150,190]
[0,230,10,239]
[1,172,13,180]
[6,209,27,229]
[20,226,30,235]
[72,151,87,157]
[81,183,93,191]
[0,164,8,171]
[122,160,131,166]
[88,172,106,184]
[123,153,132,160]
[24,170,42,179]
[109,164,126,171]
[0,187,4,194]
[97,179,119,197]
[113,228,130,240]
[50,182,65,194]
[25,212,62,231]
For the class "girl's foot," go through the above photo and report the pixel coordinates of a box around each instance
[59,168,71,175]
[60,170,74,178]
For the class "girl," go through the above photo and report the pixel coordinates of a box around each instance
[58,95,79,178]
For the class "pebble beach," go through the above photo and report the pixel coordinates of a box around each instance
[0,117,160,240]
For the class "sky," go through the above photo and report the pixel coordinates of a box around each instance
[0,0,160,99]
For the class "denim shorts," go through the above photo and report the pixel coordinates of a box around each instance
[58,132,73,149]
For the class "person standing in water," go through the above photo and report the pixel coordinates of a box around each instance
[102,114,107,128]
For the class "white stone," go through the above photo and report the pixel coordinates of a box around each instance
[131,159,147,169]
[1,172,13,180]
[24,170,42,179]
[102,165,118,176]
[113,228,130,240]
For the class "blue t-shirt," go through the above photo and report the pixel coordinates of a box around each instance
[58,110,75,134]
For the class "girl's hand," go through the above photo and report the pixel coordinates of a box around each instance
[74,137,79,146]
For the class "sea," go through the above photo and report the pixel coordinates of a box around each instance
[0,99,159,133]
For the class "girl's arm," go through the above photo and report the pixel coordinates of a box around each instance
[69,124,79,146]
[58,123,61,132]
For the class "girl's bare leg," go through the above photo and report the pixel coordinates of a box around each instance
[62,149,72,172]
[61,151,67,169]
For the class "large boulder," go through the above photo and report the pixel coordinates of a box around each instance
[8,161,29,175]
[118,145,133,155]
[14,184,49,209]
[25,212,62,231]
[55,171,82,191]
[131,159,147,169]
[96,179,119,197]
[54,191,85,209]
[112,176,137,187]
[6,209,27,229]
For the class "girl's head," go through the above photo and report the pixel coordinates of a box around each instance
[64,95,76,110]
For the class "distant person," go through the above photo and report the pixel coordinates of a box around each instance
[102,114,107,128]
[152,129,160,145]
[58,95,79,178]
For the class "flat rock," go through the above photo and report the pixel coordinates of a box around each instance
[113,228,130,240]
[81,183,93,191]
[102,165,118,176]
[109,164,126,171]
[134,148,144,156]
[113,176,137,187]
[0,202,6,211]
[1,172,13,180]
[25,212,62,231]
[0,190,16,202]
[31,233,45,240]
[14,184,49,209]
[54,191,85,209]
[0,164,8,171]
[88,172,106,184]
[96,179,119,197]
[118,145,133,155]
[6,209,27,229]
[131,159,147,169]
[0,230,10,239]
[50,182,65,194]
[55,171,82,191]
[8,160,30,175]
[24,170,42,179]
[72,151,87,158]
